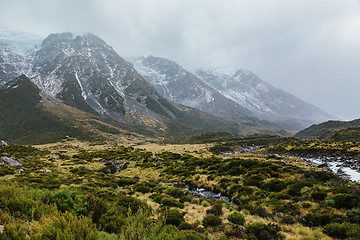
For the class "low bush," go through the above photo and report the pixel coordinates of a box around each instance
[117,177,137,187]
[346,209,360,224]
[311,191,327,201]
[117,195,148,214]
[165,209,184,226]
[228,212,245,225]
[31,211,98,239]
[324,222,360,239]
[202,214,222,227]
[98,207,126,234]
[247,222,283,240]
[262,179,287,192]
[302,212,344,227]
[206,204,223,216]
[333,193,359,209]
[166,188,186,198]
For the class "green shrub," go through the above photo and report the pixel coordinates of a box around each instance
[301,202,312,208]
[99,207,126,234]
[117,177,137,187]
[202,214,222,227]
[287,182,312,197]
[247,222,282,240]
[206,204,223,216]
[178,221,193,230]
[311,191,327,201]
[273,201,300,216]
[161,197,184,209]
[244,175,264,187]
[180,195,192,203]
[228,212,245,225]
[133,183,152,193]
[166,188,186,198]
[86,195,108,224]
[324,222,360,239]
[70,166,92,176]
[225,225,246,239]
[333,193,359,209]
[346,209,360,224]
[49,189,76,212]
[302,212,344,227]
[31,211,98,239]
[262,179,287,192]
[117,195,148,214]
[165,209,184,226]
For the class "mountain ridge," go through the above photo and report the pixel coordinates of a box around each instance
[196,68,335,123]
[295,118,360,140]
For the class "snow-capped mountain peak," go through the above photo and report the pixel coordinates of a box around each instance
[196,68,334,123]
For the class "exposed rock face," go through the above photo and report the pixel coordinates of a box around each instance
[0,156,22,166]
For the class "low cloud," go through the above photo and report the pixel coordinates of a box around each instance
[0,0,359,119]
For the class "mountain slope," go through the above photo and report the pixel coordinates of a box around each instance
[295,119,360,140]
[129,56,280,128]
[0,75,97,143]
[0,43,25,87]
[196,68,335,123]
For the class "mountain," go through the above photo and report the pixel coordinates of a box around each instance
[0,32,265,142]
[196,68,335,124]
[0,75,175,144]
[0,74,97,143]
[295,119,360,140]
[129,56,271,128]
[129,56,331,131]
[0,43,26,87]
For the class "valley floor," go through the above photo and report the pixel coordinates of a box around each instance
[0,137,359,239]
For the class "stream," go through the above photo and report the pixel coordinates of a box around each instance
[300,157,360,183]
[174,183,236,205]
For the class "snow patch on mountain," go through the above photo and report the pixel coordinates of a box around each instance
[197,68,334,122]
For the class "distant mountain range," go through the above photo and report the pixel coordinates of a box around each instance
[129,56,334,131]
[0,30,336,143]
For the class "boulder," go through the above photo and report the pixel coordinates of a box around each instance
[0,140,7,148]
[0,156,22,166]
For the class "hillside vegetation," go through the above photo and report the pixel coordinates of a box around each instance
[295,119,360,141]
[0,137,359,239]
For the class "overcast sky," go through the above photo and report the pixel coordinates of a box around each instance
[0,0,359,120]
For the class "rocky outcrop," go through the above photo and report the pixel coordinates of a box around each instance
[0,156,22,166]
[0,140,7,147]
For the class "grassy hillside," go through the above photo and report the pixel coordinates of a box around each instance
[295,119,360,140]
[0,75,155,144]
